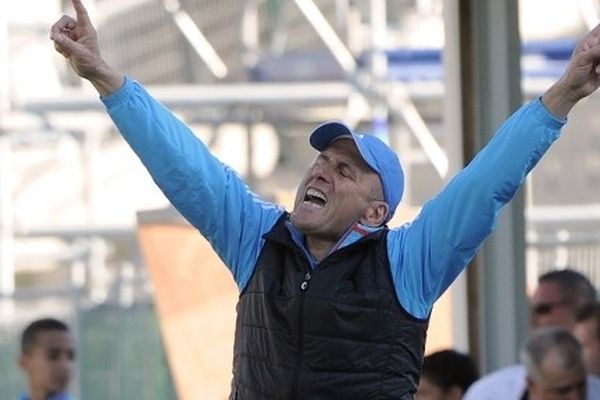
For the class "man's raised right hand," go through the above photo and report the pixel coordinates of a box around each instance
[50,0,124,96]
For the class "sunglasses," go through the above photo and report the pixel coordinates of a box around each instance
[531,300,572,315]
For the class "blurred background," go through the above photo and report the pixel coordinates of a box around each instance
[1,0,600,399]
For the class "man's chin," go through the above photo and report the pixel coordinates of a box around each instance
[50,380,70,393]
[290,213,305,230]
[290,213,317,234]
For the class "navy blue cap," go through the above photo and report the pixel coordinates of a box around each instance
[309,121,404,222]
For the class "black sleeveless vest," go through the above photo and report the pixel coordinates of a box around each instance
[230,215,428,399]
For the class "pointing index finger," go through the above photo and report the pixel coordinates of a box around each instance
[71,0,92,25]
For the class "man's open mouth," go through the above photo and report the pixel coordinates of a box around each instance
[304,187,328,207]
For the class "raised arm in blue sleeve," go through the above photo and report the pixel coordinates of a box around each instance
[101,78,284,290]
[387,98,566,319]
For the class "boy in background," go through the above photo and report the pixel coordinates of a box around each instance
[18,318,76,400]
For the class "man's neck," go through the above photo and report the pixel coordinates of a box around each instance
[305,236,336,262]
[305,222,382,262]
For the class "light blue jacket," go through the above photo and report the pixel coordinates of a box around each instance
[103,78,565,319]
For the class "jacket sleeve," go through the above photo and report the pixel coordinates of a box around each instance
[387,98,566,319]
[101,78,284,290]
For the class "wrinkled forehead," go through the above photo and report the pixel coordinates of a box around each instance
[322,138,377,174]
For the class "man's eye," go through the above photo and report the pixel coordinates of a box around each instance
[339,167,352,178]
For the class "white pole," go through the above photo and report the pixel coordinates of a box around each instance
[0,0,9,114]
[0,137,15,297]
[0,0,14,299]
[163,0,228,79]
[294,0,357,73]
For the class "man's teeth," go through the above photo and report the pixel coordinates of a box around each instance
[304,201,323,208]
[305,188,327,206]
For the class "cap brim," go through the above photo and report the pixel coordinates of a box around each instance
[309,121,379,175]
[309,121,355,151]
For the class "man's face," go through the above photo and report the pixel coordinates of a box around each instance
[527,350,586,400]
[291,139,384,241]
[531,282,577,330]
[19,329,75,397]
[574,317,600,377]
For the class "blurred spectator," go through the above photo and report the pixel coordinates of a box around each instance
[531,269,597,330]
[574,301,600,377]
[522,327,599,400]
[18,318,76,400]
[464,269,598,400]
[416,349,479,400]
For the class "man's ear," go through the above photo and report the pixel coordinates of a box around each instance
[361,201,389,227]
[18,353,28,371]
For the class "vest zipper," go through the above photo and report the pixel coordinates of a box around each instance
[292,271,312,400]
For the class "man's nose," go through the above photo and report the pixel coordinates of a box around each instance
[311,161,331,181]
[59,355,74,372]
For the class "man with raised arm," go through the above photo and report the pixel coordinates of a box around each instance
[51,1,600,398]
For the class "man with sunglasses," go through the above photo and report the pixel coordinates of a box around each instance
[464,269,598,399]
[531,270,597,331]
